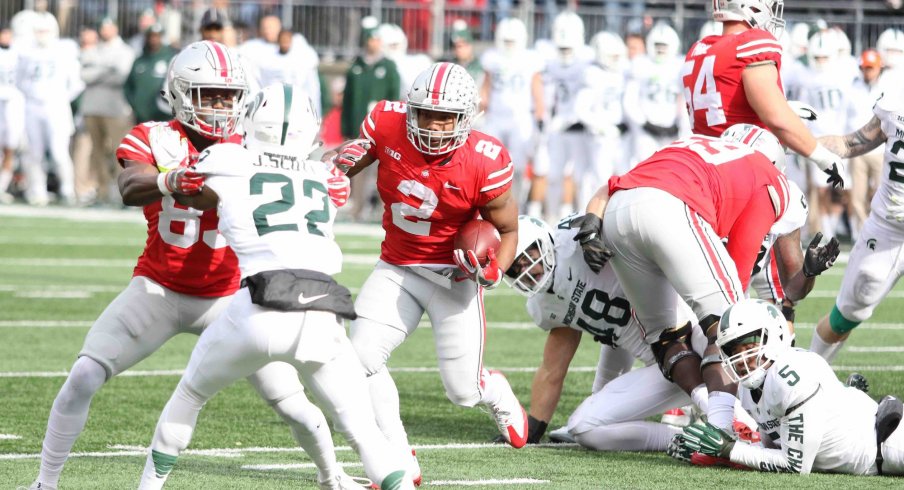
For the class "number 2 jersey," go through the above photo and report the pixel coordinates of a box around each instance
[116,120,241,297]
[194,143,342,278]
[360,100,514,266]
[871,92,904,227]
[683,29,783,136]
[527,224,653,364]
[733,349,878,475]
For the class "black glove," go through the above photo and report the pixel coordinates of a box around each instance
[824,163,845,189]
[492,415,547,444]
[570,214,612,273]
[802,232,840,277]
[536,119,544,132]
[642,121,679,138]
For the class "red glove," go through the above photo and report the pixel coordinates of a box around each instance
[157,167,205,196]
[326,164,351,208]
[332,139,371,172]
[452,247,502,289]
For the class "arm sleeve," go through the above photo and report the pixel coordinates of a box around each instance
[477,143,514,206]
[729,385,827,473]
[116,124,155,167]
[735,32,783,68]
[359,100,385,152]
[726,190,780,292]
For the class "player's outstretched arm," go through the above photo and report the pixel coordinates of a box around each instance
[118,161,166,206]
[479,189,519,271]
[817,115,885,159]
[743,64,817,157]
[772,229,813,303]
[528,327,583,442]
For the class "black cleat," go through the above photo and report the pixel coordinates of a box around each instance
[846,372,869,394]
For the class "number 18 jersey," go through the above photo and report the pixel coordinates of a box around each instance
[360,100,514,266]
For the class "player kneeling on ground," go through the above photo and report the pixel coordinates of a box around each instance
[675,298,904,475]
[138,83,411,490]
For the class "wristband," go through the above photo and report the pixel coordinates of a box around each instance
[157,172,173,196]
[807,143,837,172]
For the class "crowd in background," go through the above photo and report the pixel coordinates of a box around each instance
[1,0,903,245]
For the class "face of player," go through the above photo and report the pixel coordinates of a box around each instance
[192,87,241,132]
[861,63,881,83]
[416,108,458,149]
[0,29,11,48]
[727,340,772,380]
[506,245,546,285]
[278,31,292,54]
[626,36,645,60]
[201,26,224,43]
[453,39,472,62]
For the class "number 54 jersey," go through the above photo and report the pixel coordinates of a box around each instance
[360,100,515,266]
[527,223,655,365]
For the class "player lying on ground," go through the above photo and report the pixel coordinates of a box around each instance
[138,83,411,490]
[31,42,354,490]
[675,299,904,476]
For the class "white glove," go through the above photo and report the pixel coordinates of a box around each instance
[888,195,904,223]
[807,144,845,188]
[787,100,819,121]
[588,121,619,138]
[149,124,190,173]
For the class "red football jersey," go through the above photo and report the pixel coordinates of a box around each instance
[116,120,241,297]
[360,100,514,266]
[608,136,790,291]
[683,29,783,137]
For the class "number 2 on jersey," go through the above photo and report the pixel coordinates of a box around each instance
[682,55,727,128]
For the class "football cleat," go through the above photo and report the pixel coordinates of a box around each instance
[733,420,761,444]
[410,449,422,487]
[846,372,870,394]
[486,370,529,448]
[318,469,371,489]
[689,452,751,471]
[23,483,57,490]
[662,406,693,427]
[547,425,576,444]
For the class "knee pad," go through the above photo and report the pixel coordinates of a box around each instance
[651,322,699,381]
[830,305,860,335]
[65,356,107,399]
[349,318,402,376]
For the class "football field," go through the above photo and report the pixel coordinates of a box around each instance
[1,205,904,489]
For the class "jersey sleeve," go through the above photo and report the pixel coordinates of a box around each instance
[735,30,783,68]
[194,143,249,196]
[769,181,807,237]
[526,295,557,331]
[874,91,904,138]
[116,123,156,167]
[359,99,392,156]
[477,140,515,206]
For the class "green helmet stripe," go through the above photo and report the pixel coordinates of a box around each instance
[281,83,293,145]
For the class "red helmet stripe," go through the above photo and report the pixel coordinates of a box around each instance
[741,128,759,145]
[430,62,451,104]
[209,41,229,78]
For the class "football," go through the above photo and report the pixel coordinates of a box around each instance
[453,219,502,266]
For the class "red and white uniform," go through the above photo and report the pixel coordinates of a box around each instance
[682,30,783,137]
[603,136,788,339]
[116,120,240,297]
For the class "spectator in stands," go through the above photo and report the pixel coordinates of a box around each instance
[320,77,346,151]
[341,16,400,221]
[128,9,157,53]
[80,17,135,205]
[447,19,483,83]
[11,0,54,46]
[124,24,175,124]
[0,25,24,203]
[625,32,645,60]
[848,49,885,238]
[199,7,228,43]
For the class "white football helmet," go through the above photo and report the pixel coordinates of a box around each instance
[590,31,627,71]
[717,299,792,389]
[164,41,248,139]
[406,62,478,155]
[720,123,785,170]
[552,11,586,63]
[832,28,851,58]
[646,23,680,62]
[504,215,556,296]
[495,17,528,56]
[377,23,407,61]
[807,31,839,73]
[712,0,785,36]
[32,12,59,47]
[877,28,904,69]
[699,20,723,39]
[243,83,321,161]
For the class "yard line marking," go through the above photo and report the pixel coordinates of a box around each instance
[242,462,363,471]
[13,291,94,299]
[847,346,904,353]
[0,284,123,293]
[0,236,142,246]
[429,479,550,486]
[0,254,382,268]
[0,321,94,328]
[0,442,578,461]
[0,434,22,440]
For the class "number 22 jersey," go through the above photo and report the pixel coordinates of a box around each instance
[360,100,515,266]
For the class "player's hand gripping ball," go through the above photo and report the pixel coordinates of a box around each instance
[453,219,503,289]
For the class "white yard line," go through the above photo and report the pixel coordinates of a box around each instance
[429,479,549,486]
[242,462,363,471]
[0,434,22,440]
[0,255,382,268]
[847,346,904,353]
[13,291,95,299]
[0,236,143,246]
[0,285,122,292]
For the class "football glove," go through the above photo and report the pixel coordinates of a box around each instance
[802,232,840,277]
[682,421,736,459]
[332,139,371,173]
[787,100,819,121]
[806,144,845,189]
[326,163,351,208]
[570,214,612,273]
[149,124,190,172]
[157,167,205,196]
[667,433,694,463]
[886,195,904,223]
[453,247,503,289]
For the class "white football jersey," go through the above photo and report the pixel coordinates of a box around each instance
[544,59,591,128]
[574,63,625,133]
[481,48,544,118]
[625,55,684,128]
[0,46,18,99]
[733,349,878,474]
[195,143,342,278]
[392,53,433,100]
[526,222,653,364]
[16,42,83,103]
[797,66,858,135]
[870,92,904,227]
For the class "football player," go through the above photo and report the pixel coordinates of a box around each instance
[575,125,791,438]
[0,25,24,201]
[479,18,545,215]
[677,299,904,476]
[682,0,846,188]
[809,91,904,362]
[15,14,82,205]
[378,23,433,100]
[330,61,526,484]
[579,31,628,176]
[30,43,354,490]
[138,83,410,490]
[624,23,688,167]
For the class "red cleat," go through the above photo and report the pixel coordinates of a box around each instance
[733,420,761,444]
[690,452,751,471]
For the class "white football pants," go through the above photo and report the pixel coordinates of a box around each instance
[23,99,74,203]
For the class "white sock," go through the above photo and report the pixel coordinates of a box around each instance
[478,369,506,407]
[707,391,737,431]
[138,381,205,488]
[271,392,338,480]
[690,384,709,414]
[138,451,171,490]
[0,168,12,193]
[573,421,681,451]
[526,200,543,219]
[37,357,107,486]
[733,399,757,430]
[809,332,845,363]
[367,368,417,473]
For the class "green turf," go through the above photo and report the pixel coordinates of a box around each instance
[1,213,903,488]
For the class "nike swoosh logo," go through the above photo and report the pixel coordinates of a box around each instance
[186,67,201,71]
[444,182,460,190]
[297,293,328,304]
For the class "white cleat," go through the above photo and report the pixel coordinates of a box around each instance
[21,483,57,490]
[547,425,576,443]
[486,370,528,448]
[318,469,370,489]
[661,405,694,427]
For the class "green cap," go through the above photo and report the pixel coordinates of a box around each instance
[362,16,380,40]
[450,19,472,43]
